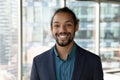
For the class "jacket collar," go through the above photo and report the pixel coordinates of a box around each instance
[48,44,85,80]
[72,44,85,80]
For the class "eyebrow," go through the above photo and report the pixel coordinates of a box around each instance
[53,20,73,24]
[65,21,73,23]
[53,21,59,24]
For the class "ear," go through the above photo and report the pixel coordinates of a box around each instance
[75,24,79,32]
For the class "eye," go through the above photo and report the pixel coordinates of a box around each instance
[66,24,72,26]
[65,23,73,27]
[53,24,60,28]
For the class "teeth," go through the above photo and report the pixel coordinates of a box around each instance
[59,35,67,38]
[60,35,66,37]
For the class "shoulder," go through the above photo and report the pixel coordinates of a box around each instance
[76,44,101,61]
[76,45,102,68]
[33,46,54,63]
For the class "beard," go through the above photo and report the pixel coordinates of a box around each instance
[53,32,75,47]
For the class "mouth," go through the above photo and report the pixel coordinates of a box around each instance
[57,33,69,40]
[59,34,68,38]
[54,32,73,46]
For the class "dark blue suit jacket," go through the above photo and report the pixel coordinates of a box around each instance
[30,44,104,80]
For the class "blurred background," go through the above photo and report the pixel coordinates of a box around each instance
[0,0,120,80]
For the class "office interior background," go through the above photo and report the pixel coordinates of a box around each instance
[0,0,120,80]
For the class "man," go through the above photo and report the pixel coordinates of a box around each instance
[30,7,104,80]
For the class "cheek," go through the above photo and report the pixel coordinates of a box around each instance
[71,30,76,36]
[70,29,75,34]
[51,30,57,36]
[52,29,59,33]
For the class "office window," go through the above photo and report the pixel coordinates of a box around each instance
[0,0,120,80]
[100,2,120,76]
[22,0,120,80]
[22,0,62,80]
[67,1,98,52]
[0,0,20,79]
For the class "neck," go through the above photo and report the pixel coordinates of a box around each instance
[56,41,74,60]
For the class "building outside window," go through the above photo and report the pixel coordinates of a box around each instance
[0,0,20,80]
[0,0,120,80]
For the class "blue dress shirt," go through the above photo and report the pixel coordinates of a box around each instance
[54,44,76,80]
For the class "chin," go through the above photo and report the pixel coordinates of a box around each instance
[57,41,73,47]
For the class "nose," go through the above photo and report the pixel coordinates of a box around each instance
[59,25,67,32]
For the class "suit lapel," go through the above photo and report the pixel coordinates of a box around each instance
[47,47,56,80]
[47,45,86,80]
[72,46,86,80]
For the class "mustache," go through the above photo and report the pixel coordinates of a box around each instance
[55,32,71,36]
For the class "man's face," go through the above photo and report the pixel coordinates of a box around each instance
[51,12,78,47]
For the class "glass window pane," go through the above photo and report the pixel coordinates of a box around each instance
[67,1,98,53]
[0,0,20,79]
[23,0,120,80]
[22,0,63,80]
[100,2,120,78]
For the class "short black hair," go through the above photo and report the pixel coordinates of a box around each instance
[51,7,79,27]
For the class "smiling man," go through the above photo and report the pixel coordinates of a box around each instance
[30,7,104,80]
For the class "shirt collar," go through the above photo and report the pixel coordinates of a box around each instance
[54,43,76,60]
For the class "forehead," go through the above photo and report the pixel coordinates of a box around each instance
[53,12,74,23]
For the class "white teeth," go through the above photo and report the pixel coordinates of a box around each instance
[59,35,67,38]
